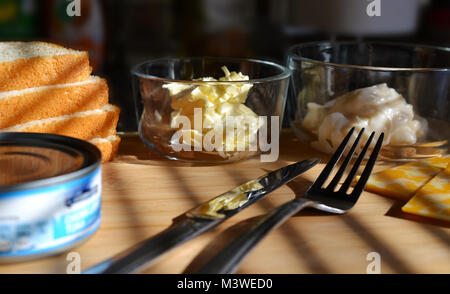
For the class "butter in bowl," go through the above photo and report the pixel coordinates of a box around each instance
[132,57,291,163]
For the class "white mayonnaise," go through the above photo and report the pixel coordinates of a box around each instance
[301,83,427,153]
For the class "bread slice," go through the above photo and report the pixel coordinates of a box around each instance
[0,42,92,92]
[0,76,108,129]
[89,135,121,162]
[2,104,120,141]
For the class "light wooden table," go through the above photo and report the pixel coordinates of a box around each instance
[0,131,449,274]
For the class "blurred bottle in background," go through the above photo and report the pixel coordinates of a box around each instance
[122,0,176,67]
[175,0,255,57]
[280,0,422,36]
[420,0,450,46]
[0,0,39,40]
[173,0,284,60]
[272,0,425,52]
[0,0,446,132]
[274,0,426,127]
[43,0,139,132]
[43,0,106,73]
[110,0,177,131]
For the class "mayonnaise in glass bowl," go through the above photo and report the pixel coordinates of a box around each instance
[287,42,450,161]
[132,57,291,163]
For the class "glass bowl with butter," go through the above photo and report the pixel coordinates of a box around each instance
[287,42,450,161]
[132,57,291,163]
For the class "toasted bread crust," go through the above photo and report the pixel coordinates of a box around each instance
[7,105,120,140]
[0,77,109,128]
[91,136,121,162]
[0,41,82,51]
[0,52,92,92]
[0,42,120,162]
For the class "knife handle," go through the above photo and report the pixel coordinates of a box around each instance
[195,198,311,274]
[84,219,216,274]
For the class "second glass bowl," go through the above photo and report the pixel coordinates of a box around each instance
[132,57,291,163]
[287,41,450,161]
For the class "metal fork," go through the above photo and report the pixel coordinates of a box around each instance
[195,128,384,274]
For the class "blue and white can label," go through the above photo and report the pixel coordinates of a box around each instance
[0,167,102,259]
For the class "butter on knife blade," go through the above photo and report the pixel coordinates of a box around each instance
[188,179,264,219]
[83,158,319,274]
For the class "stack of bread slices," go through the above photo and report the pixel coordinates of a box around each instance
[0,42,120,162]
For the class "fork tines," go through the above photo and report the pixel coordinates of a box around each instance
[311,128,384,197]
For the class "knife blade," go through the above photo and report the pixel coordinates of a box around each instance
[83,158,320,274]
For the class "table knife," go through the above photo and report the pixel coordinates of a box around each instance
[83,158,319,274]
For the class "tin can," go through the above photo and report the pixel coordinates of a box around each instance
[0,132,102,263]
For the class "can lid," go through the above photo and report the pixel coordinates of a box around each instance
[0,133,101,192]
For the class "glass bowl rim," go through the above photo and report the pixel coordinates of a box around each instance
[131,56,292,84]
[287,41,450,72]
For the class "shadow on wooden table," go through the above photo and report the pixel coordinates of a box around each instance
[182,179,333,274]
[113,131,329,167]
[286,163,419,273]
[385,202,450,251]
[386,202,450,229]
[111,131,446,274]
[182,215,265,274]
[183,174,430,274]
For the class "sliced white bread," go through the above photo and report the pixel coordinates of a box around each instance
[1,104,120,141]
[89,135,121,162]
[0,42,92,92]
[0,76,109,129]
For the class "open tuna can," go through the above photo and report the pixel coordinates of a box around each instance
[0,132,102,263]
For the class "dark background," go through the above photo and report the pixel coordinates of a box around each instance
[0,0,449,131]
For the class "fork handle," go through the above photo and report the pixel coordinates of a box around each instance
[195,198,311,274]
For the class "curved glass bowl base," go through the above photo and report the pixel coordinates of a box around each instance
[138,123,261,164]
[291,121,449,163]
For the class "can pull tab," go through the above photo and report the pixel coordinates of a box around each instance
[65,185,98,207]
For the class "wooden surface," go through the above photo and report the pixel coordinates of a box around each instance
[0,131,449,274]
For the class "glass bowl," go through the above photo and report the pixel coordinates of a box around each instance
[132,57,291,163]
[287,41,450,161]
